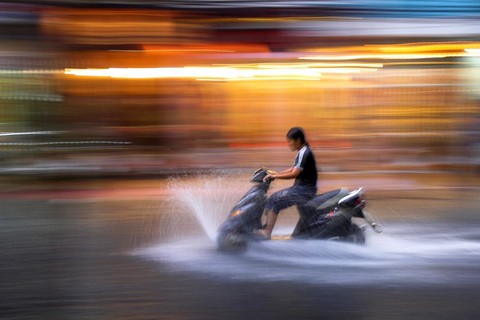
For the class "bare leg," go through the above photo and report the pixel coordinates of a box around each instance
[260,210,278,239]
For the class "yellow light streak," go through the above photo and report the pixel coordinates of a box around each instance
[221,62,383,69]
[299,42,480,61]
[465,48,480,56]
[64,63,381,81]
[65,66,324,80]
[300,52,468,60]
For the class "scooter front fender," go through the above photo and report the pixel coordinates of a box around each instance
[216,222,248,252]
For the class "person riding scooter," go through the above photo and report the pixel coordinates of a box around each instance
[257,127,318,240]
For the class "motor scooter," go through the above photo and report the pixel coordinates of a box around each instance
[216,168,382,252]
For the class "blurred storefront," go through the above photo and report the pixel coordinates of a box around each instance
[1,3,479,173]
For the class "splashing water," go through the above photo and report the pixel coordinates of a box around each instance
[167,171,246,241]
[138,222,480,286]
[138,174,480,286]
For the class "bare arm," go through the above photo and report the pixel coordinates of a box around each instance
[267,167,301,180]
[277,167,294,174]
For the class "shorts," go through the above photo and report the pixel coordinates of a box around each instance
[266,184,317,215]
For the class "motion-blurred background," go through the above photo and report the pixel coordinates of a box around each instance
[1,0,480,175]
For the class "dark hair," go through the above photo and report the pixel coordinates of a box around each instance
[286,127,307,145]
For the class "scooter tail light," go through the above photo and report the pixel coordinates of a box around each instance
[356,198,366,208]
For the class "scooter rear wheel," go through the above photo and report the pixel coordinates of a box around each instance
[345,224,366,244]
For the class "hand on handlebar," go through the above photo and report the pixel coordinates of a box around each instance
[263,174,275,182]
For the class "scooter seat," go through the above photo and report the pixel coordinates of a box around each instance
[301,188,349,213]
[338,187,364,205]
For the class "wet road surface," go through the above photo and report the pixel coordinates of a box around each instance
[1,172,480,319]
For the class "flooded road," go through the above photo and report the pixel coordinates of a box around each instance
[1,172,480,319]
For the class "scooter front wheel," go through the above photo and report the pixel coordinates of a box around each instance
[217,232,248,252]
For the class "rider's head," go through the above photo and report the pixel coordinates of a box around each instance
[286,127,307,151]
